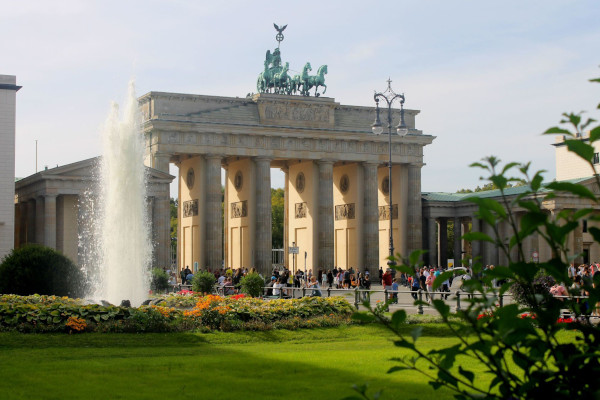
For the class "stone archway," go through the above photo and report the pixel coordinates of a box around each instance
[140,92,434,276]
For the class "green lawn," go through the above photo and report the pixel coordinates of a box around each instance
[0,324,468,400]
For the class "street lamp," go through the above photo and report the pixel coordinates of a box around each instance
[372,79,408,267]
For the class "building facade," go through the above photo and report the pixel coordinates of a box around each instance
[140,92,435,276]
[422,179,600,267]
[13,158,173,267]
[0,75,21,261]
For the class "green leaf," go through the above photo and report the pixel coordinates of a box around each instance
[388,366,410,374]
[590,126,600,143]
[530,174,543,192]
[458,366,475,383]
[432,271,454,290]
[581,118,597,132]
[409,250,428,266]
[543,126,573,135]
[393,339,416,350]
[500,162,520,175]
[564,139,595,163]
[469,162,489,170]
[351,312,375,323]
[545,181,598,202]
[431,299,450,318]
[588,227,600,244]
[391,310,407,329]
[411,326,423,343]
[462,232,495,244]
[391,265,415,275]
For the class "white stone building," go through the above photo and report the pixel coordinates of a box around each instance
[554,131,600,181]
[0,75,21,261]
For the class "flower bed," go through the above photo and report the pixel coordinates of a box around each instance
[0,294,353,333]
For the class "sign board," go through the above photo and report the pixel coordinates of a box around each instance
[289,246,299,254]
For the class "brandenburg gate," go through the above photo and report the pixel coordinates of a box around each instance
[139,27,434,276]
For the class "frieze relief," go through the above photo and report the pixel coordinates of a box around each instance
[378,204,398,221]
[231,200,248,218]
[159,131,424,160]
[335,203,355,221]
[295,202,307,219]
[184,134,196,145]
[263,103,330,123]
[167,132,180,144]
[183,199,198,218]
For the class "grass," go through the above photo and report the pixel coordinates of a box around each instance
[0,324,471,400]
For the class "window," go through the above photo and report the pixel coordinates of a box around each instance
[594,153,599,165]
[583,219,588,233]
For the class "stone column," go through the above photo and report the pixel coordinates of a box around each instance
[155,195,171,268]
[453,216,462,267]
[363,162,379,275]
[26,200,35,244]
[282,166,289,269]
[407,164,423,255]
[254,157,272,276]
[205,155,223,270]
[223,165,229,269]
[482,220,497,266]
[438,217,448,267]
[470,215,481,265]
[44,194,57,249]
[35,196,44,244]
[497,219,510,266]
[574,221,583,265]
[462,219,471,262]
[146,197,155,261]
[427,217,437,267]
[318,160,334,270]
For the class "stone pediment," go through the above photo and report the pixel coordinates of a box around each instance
[15,157,174,192]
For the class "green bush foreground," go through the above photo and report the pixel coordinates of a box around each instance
[0,244,84,297]
[0,294,353,333]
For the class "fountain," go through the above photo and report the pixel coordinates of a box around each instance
[80,81,151,306]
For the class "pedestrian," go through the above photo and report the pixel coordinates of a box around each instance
[391,278,399,304]
[382,268,393,291]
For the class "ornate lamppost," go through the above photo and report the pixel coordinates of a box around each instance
[372,79,408,266]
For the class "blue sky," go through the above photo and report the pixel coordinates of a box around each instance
[3,0,599,195]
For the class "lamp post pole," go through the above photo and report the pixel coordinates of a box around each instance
[372,79,408,266]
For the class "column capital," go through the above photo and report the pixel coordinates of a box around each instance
[362,160,380,167]
[204,154,224,161]
[317,159,335,166]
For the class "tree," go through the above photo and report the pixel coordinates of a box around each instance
[0,244,85,297]
[169,198,178,241]
[457,181,525,193]
[351,73,600,399]
[272,188,284,248]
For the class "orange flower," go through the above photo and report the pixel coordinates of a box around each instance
[65,316,87,332]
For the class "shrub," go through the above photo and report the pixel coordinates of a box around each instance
[510,270,555,308]
[240,272,264,297]
[351,73,600,400]
[192,271,216,294]
[150,268,170,293]
[0,244,84,297]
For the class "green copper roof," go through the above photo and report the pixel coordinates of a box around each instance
[423,176,595,202]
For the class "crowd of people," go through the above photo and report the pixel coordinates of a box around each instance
[171,263,494,304]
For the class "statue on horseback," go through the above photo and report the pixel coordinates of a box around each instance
[256,24,328,97]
